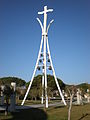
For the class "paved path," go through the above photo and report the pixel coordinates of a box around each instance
[0,106,5,111]
[0,102,64,111]
[16,102,64,110]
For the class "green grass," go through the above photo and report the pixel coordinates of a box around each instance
[47,104,90,120]
[0,104,90,120]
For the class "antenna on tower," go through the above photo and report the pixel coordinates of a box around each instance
[21,6,66,108]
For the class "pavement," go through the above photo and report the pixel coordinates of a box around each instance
[16,102,64,110]
[0,106,5,111]
[0,102,64,111]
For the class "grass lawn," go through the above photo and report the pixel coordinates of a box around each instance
[0,103,90,120]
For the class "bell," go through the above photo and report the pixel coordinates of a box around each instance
[42,66,44,69]
[48,59,50,62]
[48,66,52,70]
[37,66,40,70]
[39,59,42,63]
[40,53,43,57]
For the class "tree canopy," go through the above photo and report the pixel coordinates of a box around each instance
[77,83,90,92]
[26,74,65,90]
[0,77,26,87]
[26,75,66,100]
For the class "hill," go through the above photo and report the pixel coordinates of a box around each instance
[0,76,90,92]
[0,77,26,87]
[77,83,90,92]
[26,74,65,90]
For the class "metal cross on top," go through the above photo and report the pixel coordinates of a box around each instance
[38,6,53,35]
[21,6,66,108]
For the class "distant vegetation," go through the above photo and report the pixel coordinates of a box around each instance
[26,75,65,100]
[26,75,65,90]
[0,75,90,90]
[0,77,26,87]
[0,75,90,100]
[0,75,66,100]
[78,83,90,89]
[77,83,90,93]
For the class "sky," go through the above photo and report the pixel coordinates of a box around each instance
[0,0,90,84]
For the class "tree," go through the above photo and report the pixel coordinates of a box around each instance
[16,87,26,101]
[66,86,77,120]
[77,83,90,93]
[26,75,65,100]
[3,85,13,115]
[0,77,26,87]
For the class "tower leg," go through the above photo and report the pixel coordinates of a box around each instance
[44,35,48,108]
[41,73,44,104]
[21,36,44,105]
[46,37,66,106]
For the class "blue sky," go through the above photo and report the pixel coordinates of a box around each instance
[0,0,90,84]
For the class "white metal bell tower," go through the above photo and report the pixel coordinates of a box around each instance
[21,6,66,108]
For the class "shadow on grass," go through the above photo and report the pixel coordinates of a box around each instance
[54,106,65,109]
[78,113,90,120]
[8,108,47,120]
[46,106,66,112]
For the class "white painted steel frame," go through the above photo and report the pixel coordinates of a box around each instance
[21,35,44,105]
[46,36,67,105]
[21,6,66,107]
[41,69,44,104]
